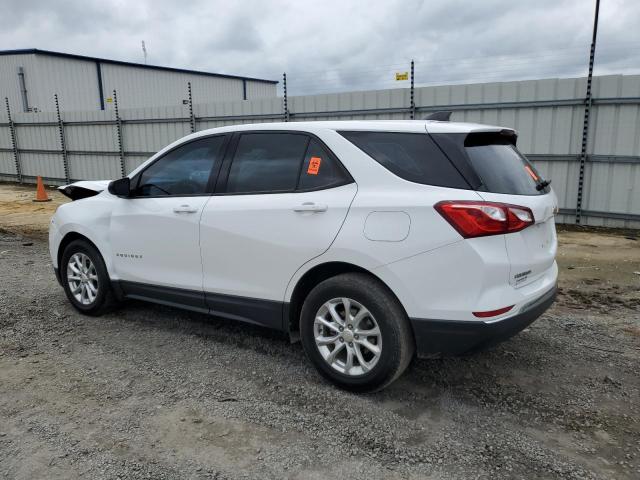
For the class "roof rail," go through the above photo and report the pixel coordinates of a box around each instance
[424,111,452,121]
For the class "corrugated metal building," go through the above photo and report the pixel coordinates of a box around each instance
[0,49,278,112]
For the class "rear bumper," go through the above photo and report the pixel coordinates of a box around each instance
[410,285,556,358]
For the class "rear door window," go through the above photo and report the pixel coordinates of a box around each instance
[225,133,309,194]
[339,131,469,189]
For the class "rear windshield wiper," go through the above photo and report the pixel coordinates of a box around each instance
[536,179,551,191]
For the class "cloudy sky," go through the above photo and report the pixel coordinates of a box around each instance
[2,0,640,94]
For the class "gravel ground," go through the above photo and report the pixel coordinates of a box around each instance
[1,223,639,479]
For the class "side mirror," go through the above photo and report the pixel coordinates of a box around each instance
[108,177,131,197]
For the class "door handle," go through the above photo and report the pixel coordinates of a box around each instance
[173,204,198,214]
[293,202,328,213]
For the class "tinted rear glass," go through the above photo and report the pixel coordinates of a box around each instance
[297,139,350,191]
[339,131,469,189]
[464,134,547,195]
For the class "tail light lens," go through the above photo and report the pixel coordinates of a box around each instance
[435,201,534,238]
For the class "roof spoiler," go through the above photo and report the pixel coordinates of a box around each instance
[424,111,452,121]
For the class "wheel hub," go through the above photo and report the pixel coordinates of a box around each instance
[341,329,354,343]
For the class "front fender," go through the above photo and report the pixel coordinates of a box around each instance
[49,193,115,277]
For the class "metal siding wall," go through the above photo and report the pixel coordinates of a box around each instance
[0,74,638,227]
[0,125,12,149]
[0,54,39,112]
[195,96,283,130]
[8,110,62,180]
[0,55,101,112]
[288,88,409,121]
[30,56,101,111]
[0,151,15,179]
[245,81,277,99]
[581,76,640,228]
[120,105,191,152]
[0,55,36,114]
[13,110,58,150]
[60,109,120,181]
[100,64,247,110]
[18,152,64,179]
[535,160,581,213]
[2,54,276,112]
[66,154,119,180]
[0,108,14,180]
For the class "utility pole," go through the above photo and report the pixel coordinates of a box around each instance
[575,0,600,225]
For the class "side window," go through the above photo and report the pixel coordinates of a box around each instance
[226,133,309,193]
[135,136,226,197]
[339,131,469,189]
[297,139,349,190]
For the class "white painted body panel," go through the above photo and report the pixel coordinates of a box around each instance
[49,191,116,274]
[110,196,209,290]
[200,184,357,301]
[476,189,559,288]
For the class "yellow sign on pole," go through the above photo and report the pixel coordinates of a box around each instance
[395,72,409,81]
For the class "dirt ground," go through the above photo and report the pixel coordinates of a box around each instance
[0,183,639,479]
[0,182,68,238]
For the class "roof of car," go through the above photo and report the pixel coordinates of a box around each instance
[194,120,513,136]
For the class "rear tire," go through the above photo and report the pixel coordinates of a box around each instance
[300,273,414,392]
[60,239,117,316]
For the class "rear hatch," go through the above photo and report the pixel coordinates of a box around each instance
[431,130,557,288]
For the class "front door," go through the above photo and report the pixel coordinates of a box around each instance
[110,134,227,308]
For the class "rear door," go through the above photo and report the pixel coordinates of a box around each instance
[199,131,356,327]
[433,131,557,288]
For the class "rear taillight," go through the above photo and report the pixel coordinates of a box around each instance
[435,201,534,238]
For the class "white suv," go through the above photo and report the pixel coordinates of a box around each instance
[50,120,558,392]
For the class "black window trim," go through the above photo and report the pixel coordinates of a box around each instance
[214,130,354,196]
[128,133,231,199]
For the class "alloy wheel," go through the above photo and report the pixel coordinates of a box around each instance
[66,252,99,305]
[313,297,382,376]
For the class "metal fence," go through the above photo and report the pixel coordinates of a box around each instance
[1,75,639,228]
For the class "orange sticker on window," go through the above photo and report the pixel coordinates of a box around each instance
[307,156,321,175]
[524,165,539,181]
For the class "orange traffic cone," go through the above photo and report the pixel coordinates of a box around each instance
[33,176,51,202]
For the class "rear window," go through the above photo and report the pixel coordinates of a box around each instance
[339,131,469,189]
[464,134,547,196]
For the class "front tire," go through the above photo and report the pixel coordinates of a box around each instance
[60,239,117,316]
[300,273,414,392]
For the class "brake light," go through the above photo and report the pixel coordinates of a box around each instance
[434,201,534,238]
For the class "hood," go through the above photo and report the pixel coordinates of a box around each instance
[58,180,111,200]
